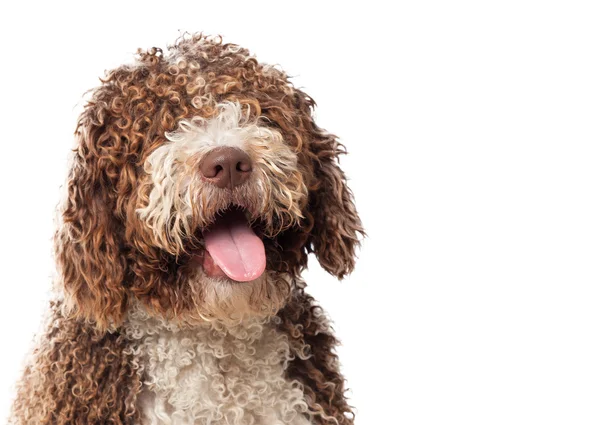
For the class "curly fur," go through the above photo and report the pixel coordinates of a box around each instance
[124,300,312,425]
[9,33,363,425]
[9,301,142,425]
[278,289,355,425]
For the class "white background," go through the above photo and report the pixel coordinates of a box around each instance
[1,1,599,424]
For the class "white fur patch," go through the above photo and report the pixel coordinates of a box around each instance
[165,101,260,150]
[124,306,313,425]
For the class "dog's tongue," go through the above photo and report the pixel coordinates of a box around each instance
[202,210,266,282]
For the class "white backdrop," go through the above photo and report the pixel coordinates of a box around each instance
[1,1,599,424]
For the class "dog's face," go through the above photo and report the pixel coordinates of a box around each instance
[56,36,363,328]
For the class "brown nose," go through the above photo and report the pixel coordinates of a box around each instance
[199,147,252,189]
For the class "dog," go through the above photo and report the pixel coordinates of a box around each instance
[9,34,363,425]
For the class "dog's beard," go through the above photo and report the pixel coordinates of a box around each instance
[170,268,293,326]
[174,208,293,324]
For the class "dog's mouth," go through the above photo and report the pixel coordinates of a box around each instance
[194,205,266,282]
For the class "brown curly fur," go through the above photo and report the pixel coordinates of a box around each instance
[278,288,355,425]
[10,34,363,424]
[9,301,142,425]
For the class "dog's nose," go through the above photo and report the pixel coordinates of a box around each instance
[199,147,252,189]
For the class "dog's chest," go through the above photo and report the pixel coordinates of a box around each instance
[125,311,311,425]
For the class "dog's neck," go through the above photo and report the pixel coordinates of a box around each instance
[123,304,313,425]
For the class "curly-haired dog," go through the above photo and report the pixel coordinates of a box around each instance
[9,34,363,425]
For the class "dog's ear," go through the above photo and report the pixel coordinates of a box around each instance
[55,115,128,330]
[306,130,364,279]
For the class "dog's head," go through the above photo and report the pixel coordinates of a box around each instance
[56,35,363,329]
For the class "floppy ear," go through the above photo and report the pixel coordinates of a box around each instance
[307,132,364,278]
[55,116,128,330]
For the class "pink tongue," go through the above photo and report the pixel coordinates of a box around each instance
[202,210,266,282]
